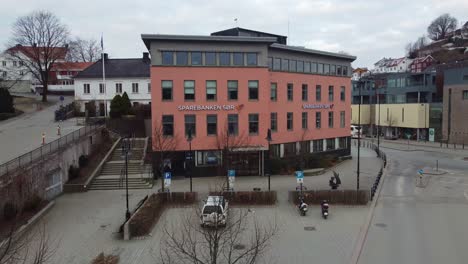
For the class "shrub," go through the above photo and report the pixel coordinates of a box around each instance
[91,253,119,264]
[23,194,43,212]
[3,202,17,220]
[68,165,80,180]
[110,94,123,118]
[78,155,89,168]
[121,92,132,115]
[85,100,97,117]
[0,88,15,113]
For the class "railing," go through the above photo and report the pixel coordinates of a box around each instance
[0,124,103,177]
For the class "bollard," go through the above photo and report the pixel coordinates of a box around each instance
[57,125,61,136]
[436,160,438,171]
[42,132,45,145]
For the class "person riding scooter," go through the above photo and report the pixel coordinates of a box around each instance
[298,198,308,216]
[321,200,329,219]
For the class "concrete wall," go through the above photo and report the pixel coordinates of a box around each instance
[442,85,468,143]
[351,105,371,125]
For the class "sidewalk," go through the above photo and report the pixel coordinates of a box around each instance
[362,138,468,155]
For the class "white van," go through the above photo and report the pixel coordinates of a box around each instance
[200,196,229,227]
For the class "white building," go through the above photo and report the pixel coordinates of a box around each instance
[74,53,151,116]
[372,57,413,74]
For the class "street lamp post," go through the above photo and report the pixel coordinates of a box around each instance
[357,79,362,190]
[121,137,132,220]
[187,129,193,192]
[266,129,272,191]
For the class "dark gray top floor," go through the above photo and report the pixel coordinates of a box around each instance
[443,66,468,86]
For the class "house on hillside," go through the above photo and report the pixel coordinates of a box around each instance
[409,55,435,73]
[49,62,93,94]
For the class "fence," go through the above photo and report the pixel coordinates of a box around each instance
[0,124,103,177]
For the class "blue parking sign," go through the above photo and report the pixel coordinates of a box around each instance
[164,172,172,179]
[295,171,304,183]
[228,170,235,177]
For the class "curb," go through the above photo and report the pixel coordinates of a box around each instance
[423,171,447,176]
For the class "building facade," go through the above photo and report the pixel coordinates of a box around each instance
[143,28,355,177]
[49,62,92,93]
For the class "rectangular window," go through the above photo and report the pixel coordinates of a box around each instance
[326,138,335,150]
[302,84,308,101]
[184,80,195,100]
[248,114,259,135]
[324,64,330,75]
[387,108,389,121]
[207,115,217,135]
[330,65,336,75]
[287,83,293,101]
[270,83,277,101]
[115,83,122,94]
[302,112,308,129]
[311,62,317,73]
[297,61,304,72]
[1,61,6,66]
[270,112,277,132]
[281,59,289,71]
[206,80,217,101]
[317,63,324,74]
[402,108,405,122]
[83,84,90,94]
[328,111,334,128]
[191,52,202,65]
[300,141,310,154]
[268,57,273,69]
[463,75,468,81]
[289,60,297,72]
[185,115,196,137]
[271,144,280,157]
[328,86,334,101]
[205,52,216,65]
[233,52,244,66]
[132,83,139,93]
[228,114,238,135]
[228,80,238,100]
[283,143,296,156]
[340,111,345,128]
[99,83,105,94]
[219,52,231,66]
[463,90,468,100]
[162,115,174,136]
[162,80,173,100]
[340,86,345,101]
[313,139,323,152]
[287,112,293,131]
[316,112,321,128]
[12,61,17,67]
[162,51,173,65]
[343,66,348,76]
[316,85,321,101]
[176,51,188,65]
[248,80,259,100]
[304,62,311,73]
[197,150,221,166]
[337,66,342,75]
[273,58,281,70]
[147,83,151,93]
[247,53,257,66]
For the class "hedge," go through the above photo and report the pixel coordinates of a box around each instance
[208,191,277,205]
[289,190,369,205]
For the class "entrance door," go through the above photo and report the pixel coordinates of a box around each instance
[99,102,105,116]
[229,151,260,176]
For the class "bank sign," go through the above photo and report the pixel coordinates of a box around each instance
[178,105,236,111]
[302,104,334,109]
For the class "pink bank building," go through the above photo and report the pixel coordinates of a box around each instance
[142,28,356,177]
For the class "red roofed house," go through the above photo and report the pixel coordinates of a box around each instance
[409,55,435,73]
[49,62,93,94]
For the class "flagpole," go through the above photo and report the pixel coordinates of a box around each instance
[101,34,107,117]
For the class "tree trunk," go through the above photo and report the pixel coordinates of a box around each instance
[42,82,48,102]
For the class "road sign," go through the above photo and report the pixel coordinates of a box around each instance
[295,171,304,184]
[417,169,424,176]
[164,172,172,187]
[429,128,435,142]
[228,170,235,188]
[59,96,64,102]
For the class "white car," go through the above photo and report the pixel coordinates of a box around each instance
[200,196,229,227]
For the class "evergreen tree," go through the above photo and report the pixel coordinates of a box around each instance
[121,92,132,115]
[0,88,15,113]
[109,94,123,118]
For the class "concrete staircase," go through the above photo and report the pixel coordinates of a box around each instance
[88,138,153,190]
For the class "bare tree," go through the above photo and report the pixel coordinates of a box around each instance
[427,13,458,41]
[66,37,101,62]
[7,10,70,102]
[152,122,179,191]
[405,35,429,58]
[158,206,277,264]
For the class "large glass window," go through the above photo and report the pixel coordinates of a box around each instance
[316,112,321,128]
[268,57,273,69]
[284,143,296,156]
[340,111,345,128]
[340,86,345,101]
[248,80,259,100]
[287,83,293,101]
[302,84,308,101]
[313,139,323,152]
[162,115,174,136]
[176,51,188,65]
[207,114,217,135]
[304,62,311,73]
[339,137,347,149]
[219,52,231,66]
[270,83,277,101]
[337,66,342,75]
[287,112,293,131]
[302,112,308,129]
[162,80,173,100]
[463,90,468,100]
[328,111,334,128]
[233,52,244,66]
[184,80,195,100]
[328,86,334,101]
[326,138,335,150]
[228,81,238,100]
[270,112,277,132]
[342,66,348,76]
[206,81,217,101]
[289,60,297,72]
[324,64,330,75]
[297,61,304,72]
[191,52,202,65]
[318,63,324,74]
[197,150,221,166]
[273,58,281,70]
[316,85,322,101]
[311,62,317,73]
[248,114,259,135]
[281,59,289,71]
[205,52,216,65]
[162,51,173,65]
[228,114,238,135]
[185,115,196,137]
[330,65,336,75]
[247,53,257,66]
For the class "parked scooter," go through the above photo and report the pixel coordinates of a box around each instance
[321,200,329,219]
[298,198,308,216]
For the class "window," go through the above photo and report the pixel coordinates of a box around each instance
[316,112,321,128]
[247,53,257,66]
[330,65,336,75]
[132,83,139,93]
[83,84,90,94]
[206,81,217,101]
[463,75,468,81]
[249,114,259,135]
[302,84,308,101]
[311,62,317,73]
[205,52,216,65]
[162,80,173,100]
[185,115,196,137]
[328,111,334,128]
[316,85,321,101]
[289,60,297,72]
[270,112,277,132]
[302,112,308,129]
[115,83,122,94]
[402,108,405,122]
[340,86,345,101]
[147,83,151,93]
[273,58,281,70]
[248,80,259,100]
[339,137,347,149]
[184,80,195,100]
[328,86,334,101]
[313,139,323,152]
[463,90,468,100]
[162,115,174,136]
[300,141,310,154]
[270,83,277,101]
[207,115,217,135]
[324,64,330,75]
[228,114,238,135]
[326,138,335,150]
[19,71,24,76]
[281,59,289,71]
[197,150,221,166]
[271,144,280,157]
[297,61,304,72]
[337,66,342,75]
[304,62,311,73]
[162,51,173,65]
[99,83,105,94]
[233,52,244,66]
[176,51,188,65]
[287,112,293,131]
[340,111,345,128]
[13,61,17,67]
[283,143,296,156]
[219,52,230,66]
[268,57,273,69]
[287,83,293,101]
[317,63,324,74]
[191,52,202,65]
[1,61,5,67]
[228,81,238,100]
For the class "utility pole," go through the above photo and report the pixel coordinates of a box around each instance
[357,79,362,190]
[121,137,132,220]
[266,129,272,191]
[187,129,193,192]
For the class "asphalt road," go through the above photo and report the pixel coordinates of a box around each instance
[358,142,468,264]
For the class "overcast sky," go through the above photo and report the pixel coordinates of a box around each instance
[1,0,467,68]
